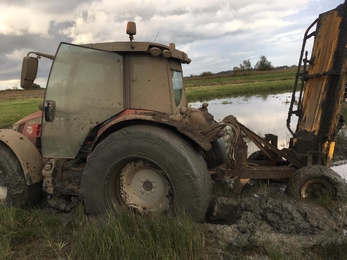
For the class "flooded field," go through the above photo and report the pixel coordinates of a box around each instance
[190,92,347,180]
[190,92,297,153]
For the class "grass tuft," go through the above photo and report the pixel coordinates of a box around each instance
[71,208,206,260]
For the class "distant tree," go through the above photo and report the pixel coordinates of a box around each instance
[31,83,41,89]
[200,71,213,77]
[233,66,240,71]
[254,55,273,71]
[239,59,252,70]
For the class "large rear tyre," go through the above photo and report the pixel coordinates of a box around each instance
[81,125,212,222]
[288,165,347,201]
[0,143,42,206]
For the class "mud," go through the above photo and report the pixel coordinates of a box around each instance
[205,180,347,259]
[11,177,346,259]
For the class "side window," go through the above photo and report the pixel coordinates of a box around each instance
[172,70,183,106]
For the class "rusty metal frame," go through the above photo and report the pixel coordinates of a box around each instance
[218,117,300,193]
[287,18,318,135]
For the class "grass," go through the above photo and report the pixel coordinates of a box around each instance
[186,79,294,102]
[0,99,42,129]
[185,68,296,102]
[0,203,206,259]
[72,210,206,260]
[0,203,68,259]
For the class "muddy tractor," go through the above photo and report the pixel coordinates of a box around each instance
[1,2,347,221]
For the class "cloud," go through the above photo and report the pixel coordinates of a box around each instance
[0,0,344,89]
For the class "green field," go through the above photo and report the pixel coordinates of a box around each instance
[0,99,42,129]
[185,68,296,102]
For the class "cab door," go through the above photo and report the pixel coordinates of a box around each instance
[42,43,124,158]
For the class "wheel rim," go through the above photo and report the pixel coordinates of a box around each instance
[117,160,172,214]
[300,179,334,198]
[0,169,7,202]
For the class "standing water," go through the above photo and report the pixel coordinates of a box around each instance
[190,92,296,153]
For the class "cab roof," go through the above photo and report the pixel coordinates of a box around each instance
[82,41,191,64]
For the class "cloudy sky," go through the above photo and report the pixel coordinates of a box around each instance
[0,0,344,90]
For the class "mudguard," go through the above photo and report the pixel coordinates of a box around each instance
[96,110,214,151]
[0,129,43,185]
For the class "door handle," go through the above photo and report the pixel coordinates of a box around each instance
[44,100,56,122]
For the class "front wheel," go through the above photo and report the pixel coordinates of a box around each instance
[0,143,42,206]
[288,165,347,201]
[81,125,212,222]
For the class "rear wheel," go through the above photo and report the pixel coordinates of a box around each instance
[81,125,212,221]
[288,165,347,201]
[0,143,42,206]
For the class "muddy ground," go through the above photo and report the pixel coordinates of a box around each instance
[205,179,347,259]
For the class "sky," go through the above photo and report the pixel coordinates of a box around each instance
[0,0,345,90]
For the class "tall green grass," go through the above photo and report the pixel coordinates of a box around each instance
[0,203,66,259]
[72,209,206,260]
[0,203,206,259]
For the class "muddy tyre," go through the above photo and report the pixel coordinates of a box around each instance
[81,125,212,222]
[0,143,42,207]
[288,165,347,200]
[204,138,227,169]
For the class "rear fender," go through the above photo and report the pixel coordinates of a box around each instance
[96,110,213,151]
[0,129,43,185]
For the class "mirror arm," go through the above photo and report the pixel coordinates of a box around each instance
[27,52,55,60]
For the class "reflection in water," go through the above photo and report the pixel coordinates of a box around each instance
[190,92,347,180]
[190,92,297,154]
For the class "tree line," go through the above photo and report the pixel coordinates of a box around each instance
[233,55,273,71]
[197,55,273,77]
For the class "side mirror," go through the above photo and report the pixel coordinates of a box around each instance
[21,56,38,89]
